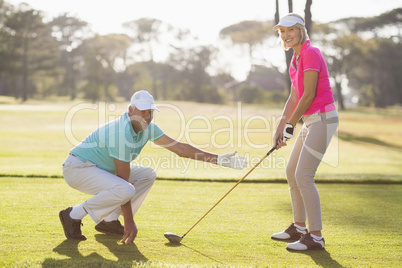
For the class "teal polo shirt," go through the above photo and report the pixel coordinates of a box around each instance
[71,112,164,174]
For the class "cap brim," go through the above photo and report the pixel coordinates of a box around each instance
[273,21,298,31]
[136,104,159,111]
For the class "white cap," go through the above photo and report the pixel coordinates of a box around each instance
[130,90,159,111]
[273,15,305,31]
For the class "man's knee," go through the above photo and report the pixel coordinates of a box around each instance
[142,168,157,188]
[116,183,136,203]
[135,167,157,182]
[148,168,157,181]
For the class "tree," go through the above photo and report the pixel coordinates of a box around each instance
[314,8,402,108]
[78,34,131,102]
[123,18,164,99]
[0,0,15,95]
[247,65,286,91]
[29,20,61,98]
[4,3,52,101]
[353,7,402,41]
[326,55,346,110]
[362,38,401,107]
[273,0,294,93]
[219,20,271,79]
[50,13,89,99]
[168,45,222,103]
[304,0,313,35]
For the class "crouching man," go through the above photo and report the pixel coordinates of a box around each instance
[60,90,247,244]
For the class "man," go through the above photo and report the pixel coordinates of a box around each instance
[60,90,247,244]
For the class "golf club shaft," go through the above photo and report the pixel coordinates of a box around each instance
[182,146,276,237]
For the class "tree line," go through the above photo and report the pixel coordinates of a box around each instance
[0,0,401,109]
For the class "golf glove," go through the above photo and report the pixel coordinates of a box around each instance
[217,151,247,170]
[283,123,295,142]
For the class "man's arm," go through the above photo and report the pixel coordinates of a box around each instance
[153,134,247,169]
[153,134,218,164]
[113,158,137,244]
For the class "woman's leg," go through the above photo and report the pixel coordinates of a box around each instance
[286,126,308,226]
[295,111,338,234]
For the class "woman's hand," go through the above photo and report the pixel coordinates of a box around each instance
[273,127,287,149]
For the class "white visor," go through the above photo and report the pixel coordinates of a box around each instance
[273,15,305,31]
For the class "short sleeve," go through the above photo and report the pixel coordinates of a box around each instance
[302,48,321,72]
[148,123,165,141]
[107,132,132,162]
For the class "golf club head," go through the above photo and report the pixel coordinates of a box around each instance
[164,232,183,243]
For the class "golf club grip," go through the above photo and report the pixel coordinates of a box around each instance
[266,146,276,156]
[183,147,276,236]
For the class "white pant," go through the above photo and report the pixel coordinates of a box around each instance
[62,154,156,224]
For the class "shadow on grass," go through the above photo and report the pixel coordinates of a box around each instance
[95,234,148,263]
[164,242,183,248]
[337,131,402,151]
[42,235,148,267]
[288,250,345,268]
[164,242,224,265]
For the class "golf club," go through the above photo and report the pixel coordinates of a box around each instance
[164,146,277,243]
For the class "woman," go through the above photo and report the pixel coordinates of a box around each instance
[270,13,339,251]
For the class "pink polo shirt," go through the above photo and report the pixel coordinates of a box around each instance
[289,40,336,115]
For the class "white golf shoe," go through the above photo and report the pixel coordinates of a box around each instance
[286,233,325,251]
[271,223,308,241]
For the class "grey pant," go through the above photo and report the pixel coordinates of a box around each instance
[286,110,338,231]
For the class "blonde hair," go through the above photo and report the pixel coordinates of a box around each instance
[278,13,309,51]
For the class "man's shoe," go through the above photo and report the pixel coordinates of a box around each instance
[271,223,308,241]
[95,220,124,235]
[59,207,87,241]
[286,233,325,251]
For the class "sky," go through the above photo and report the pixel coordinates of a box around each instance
[8,0,401,43]
[6,0,402,79]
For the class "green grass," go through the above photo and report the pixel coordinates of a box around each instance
[0,97,401,182]
[0,177,401,267]
[1,97,402,267]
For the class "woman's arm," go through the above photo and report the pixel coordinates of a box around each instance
[273,86,298,149]
[287,70,318,126]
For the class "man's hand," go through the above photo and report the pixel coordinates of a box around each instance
[114,159,136,244]
[217,151,247,169]
[120,219,138,244]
